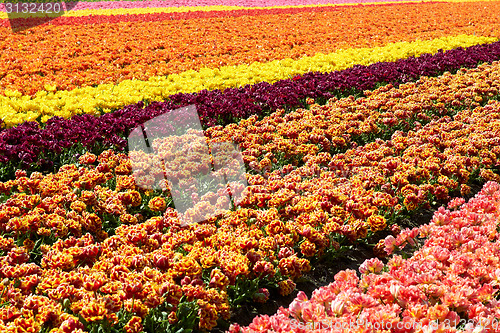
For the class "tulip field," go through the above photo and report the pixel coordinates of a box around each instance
[3,0,500,332]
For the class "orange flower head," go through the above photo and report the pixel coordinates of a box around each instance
[80,301,107,322]
[208,268,230,290]
[299,240,316,257]
[367,215,387,233]
[124,316,143,333]
[148,197,167,212]
[278,279,296,296]
[70,200,87,213]
[197,300,218,331]
[78,153,97,165]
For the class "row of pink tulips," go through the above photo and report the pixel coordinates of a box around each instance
[234,180,500,333]
[0,0,417,12]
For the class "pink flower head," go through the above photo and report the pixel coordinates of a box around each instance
[384,235,397,254]
[433,206,451,226]
[349,293,379,314]
[269,313,293,332]
[296,290,308,302]
[387,255,404,270]
[490,268,500,286]
[228,323,241,333]
[389,283,401,299]
[430,246,450,262]
[300,302,325,322]
[311,286,334,305]
[333,269,359,289]
[359,258,385,274]
[248,315,271,332]
[448,197,466,210]
[481,181,500,195]
[276,306,290,317]
[330,299,345,316]
[289,291,308,318]
[288,300,302,319]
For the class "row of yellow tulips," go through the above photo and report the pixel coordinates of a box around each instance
[0,34,495,128]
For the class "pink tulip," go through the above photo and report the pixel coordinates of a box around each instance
[330,299,345,315]
[359,258,384,274]
[384,235,397,254]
